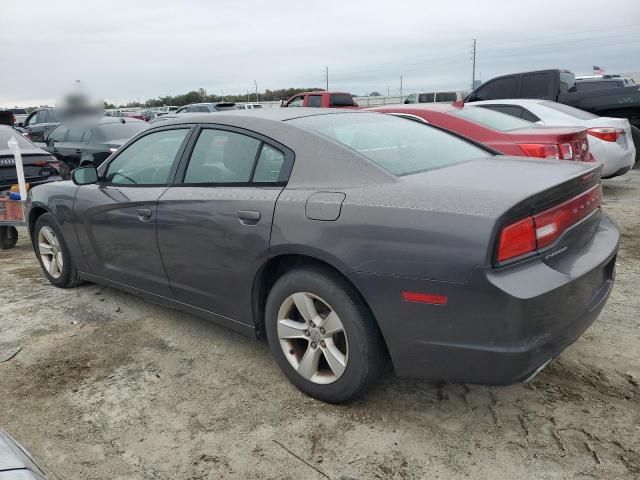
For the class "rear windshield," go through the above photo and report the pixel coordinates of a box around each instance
[0,128,36,150]
[541,101,597,120]
[96,121,147,140]
[450,106,533,131]
[289,113,490,176]
[8,108,28,115]
[329,94,355,107]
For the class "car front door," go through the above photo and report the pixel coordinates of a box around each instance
[74,126,192,297]
[156,126,293,326]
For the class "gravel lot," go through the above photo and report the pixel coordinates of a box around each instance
[1,172,639,480]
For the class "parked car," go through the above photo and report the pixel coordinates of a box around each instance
[236,104,264,110]
[367,104,591,162]
[464,69,640,162]
[43,116,148,169]
[0,126,63,191]
[20,108,60,143]
[470,99,635,177]
[27,109,618,403]
[175,103,237,114]
[403,91,465,104]
[0,429,48,479]
[281,91,357,108]
[574,76,636,91]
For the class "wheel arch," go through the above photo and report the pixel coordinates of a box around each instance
[28,205,50,239]
[251,251,390,357]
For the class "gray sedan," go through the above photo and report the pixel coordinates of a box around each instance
[26,109,618,402]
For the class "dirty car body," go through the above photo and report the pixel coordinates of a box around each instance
[26,109,618,399]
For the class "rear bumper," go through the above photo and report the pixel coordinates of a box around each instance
[348,215,619,384]
[602,165,631,179]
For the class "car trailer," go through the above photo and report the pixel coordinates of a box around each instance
[0,137,28,250]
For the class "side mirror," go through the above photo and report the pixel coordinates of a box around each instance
[71,166,98,185]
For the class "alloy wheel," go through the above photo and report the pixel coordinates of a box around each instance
[38,226,64,279]
[277,292,349,384]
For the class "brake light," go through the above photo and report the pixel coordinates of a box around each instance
[33,160,48,167]
[588,127,624,142]
[518,143,560,159]
[497,184,602,263]
[518,139,589,162]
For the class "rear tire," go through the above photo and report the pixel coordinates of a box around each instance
[265,265,386,403]
[631,125,640,168]
[0,226,18,250]
[33,213,82,288]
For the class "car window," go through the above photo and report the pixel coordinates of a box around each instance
[450,106,533,131]
[520,73,552,98]
[307,95,323,108]
[97,121,147,141]
[540,101,598,120]
[236,105,246,109]
[253,144,285,182]
[404,94,417,104]
[67,128,84,142]
[25,112,39,126]
[290,113,490,176]
[418,93,435,103]
[288,96,304,107]
[329,94,355,107]
[0,128,36,149]
[184,129,260,183]
[48,125,68,142]
[474,76,516,100]
[436,92,457,102]
[191,106,210,112]
[520,108,541,123]
[253,104,263,109]
[479,105,524,119]
[176,107,187,113]
[574,81,619,92]
[105,128,189,185]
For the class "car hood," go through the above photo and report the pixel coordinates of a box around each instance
[369,156,601,218]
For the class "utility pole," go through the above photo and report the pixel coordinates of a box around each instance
[400,75,403,100]
[471,38,477,90]
[221,90,224,102]
[247,90,250,102]
[321,66,329,91]
[387,85,390,97]
[254,80,258,102]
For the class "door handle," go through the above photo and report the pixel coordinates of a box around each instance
[237,210,260,225]
[136,208,153,221]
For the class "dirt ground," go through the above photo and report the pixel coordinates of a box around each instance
[1,173,639,480]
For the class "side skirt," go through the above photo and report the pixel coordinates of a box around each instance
[79,272,256,337]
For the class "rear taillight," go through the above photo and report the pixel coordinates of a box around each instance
[497,184,603,263]
[588,127,624,142]
[518,138,589,162]
[33,160,48,167]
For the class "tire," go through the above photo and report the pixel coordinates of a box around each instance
[265,265,386,403]
[0,226,18,250]
[33,213,82,288]
[631,125,640,168]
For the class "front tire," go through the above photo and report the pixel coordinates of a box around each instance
[265,266,386,403]
[33,213,82,288]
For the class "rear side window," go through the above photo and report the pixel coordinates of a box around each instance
[418,93,435,103]
[520,73,552,98]
[48,125,68,142]
[474,76,516,100]
[329,94,355,107]
[97,121,147,141]
[436,92,457,102]
[253,144,285,182]
[290,113,490,176]
[184,129,260,183]
[450,106,533,131]
[106,128,188,184]
[307,95,323,107]
[67,128,85,142]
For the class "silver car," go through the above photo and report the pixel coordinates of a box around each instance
[471,99,636,178]
[0,430,47,479]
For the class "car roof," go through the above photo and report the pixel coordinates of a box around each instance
[59,116,146,128]
[469,99,546,106]
[367,103,459,114]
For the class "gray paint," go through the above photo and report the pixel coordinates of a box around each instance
[26,109,619,383]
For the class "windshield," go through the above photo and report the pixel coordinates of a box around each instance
[541,101,597,120]
[96,121,148,140]
[450,106,534,131]
[289,113,490,176]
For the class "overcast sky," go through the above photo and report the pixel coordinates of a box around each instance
[2,0,640,106]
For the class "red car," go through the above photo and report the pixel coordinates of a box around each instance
[282,91,358,108]
[367,103,591,162]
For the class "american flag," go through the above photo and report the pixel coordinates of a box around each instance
[593,66,605,75]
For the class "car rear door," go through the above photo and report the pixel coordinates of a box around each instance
[74,126,192,297]
[156,125,293,326]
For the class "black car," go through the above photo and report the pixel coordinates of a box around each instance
[20,108,60,143]
[175,102,237,114]
[44,116,148,168]
[0,126,63,190]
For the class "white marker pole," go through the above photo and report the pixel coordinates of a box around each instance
[8,137,27,201]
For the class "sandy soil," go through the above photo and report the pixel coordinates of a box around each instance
[1,172,639,480]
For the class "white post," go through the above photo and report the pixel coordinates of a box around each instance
[8,137,27,200]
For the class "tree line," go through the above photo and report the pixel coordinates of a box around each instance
[106,87,325,109]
